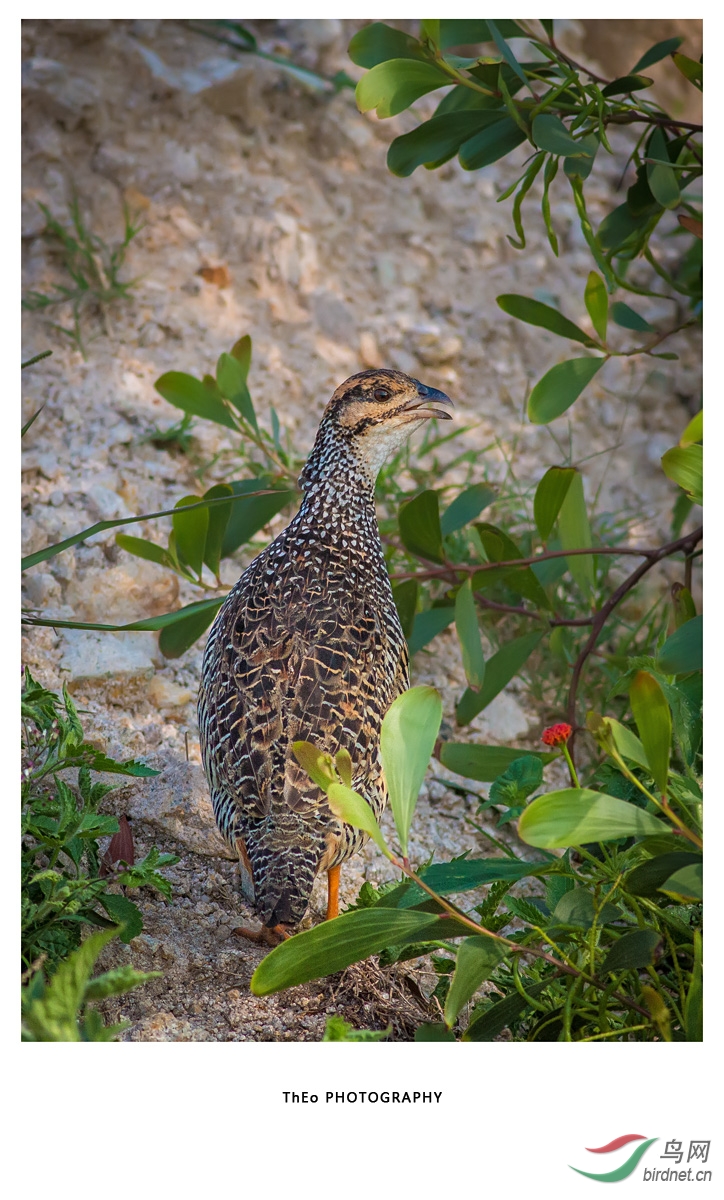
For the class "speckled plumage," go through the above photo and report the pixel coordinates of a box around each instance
[198,369,452,930]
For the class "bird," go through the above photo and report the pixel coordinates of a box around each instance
[198,368,453,944]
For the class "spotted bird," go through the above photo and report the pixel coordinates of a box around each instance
[198,369,453,943]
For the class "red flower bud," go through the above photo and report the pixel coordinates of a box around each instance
[541,722,572,747]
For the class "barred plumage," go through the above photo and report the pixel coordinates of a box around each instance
[198,368,452,939]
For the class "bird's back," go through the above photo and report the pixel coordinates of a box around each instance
[198,491,408,926]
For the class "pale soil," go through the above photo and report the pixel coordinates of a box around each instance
[21,19,701,1039]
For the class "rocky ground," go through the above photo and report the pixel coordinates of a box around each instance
[21,19,702,1040]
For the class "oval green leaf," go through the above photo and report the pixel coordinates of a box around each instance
[557,470,594,601]
[533,466,575,541]
[441,483,496,535]
[456,630,544,726]
[610,301,654,333]
[602,929,661,975]
[173,495,208,578]
[348,22,427,68]
[528,356,604,424]
[659,861,702,902]
[657,614,702,674]
[202,484,233,578]
[533,113,593,157]
[154,371,237,430]
[661,444,702,505]
[439,742,555,782]
[398,489,444,563]
[647,127,680,210]
[518,789,665,848]
[625,850,701,898]
[387,111,503,177]
[221,480,296,557]
[584,271,608,342]
[356,59,450,118]
[326,782,392,859]
[455,578,485,691]
[391,579,418,639]
[459,116,526,170]
[380,686,442,857]
[250,908,442,995]
[444,937,507,1028]
[408,607,455,655]
[497,294,594,346]
[158,599,221,659]
[630,671,671,795]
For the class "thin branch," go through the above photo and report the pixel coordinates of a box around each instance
[566,526,702,741]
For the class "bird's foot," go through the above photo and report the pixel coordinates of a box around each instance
[232,922,291,947]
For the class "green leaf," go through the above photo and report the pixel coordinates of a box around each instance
[607,718,649,771]
[464,980,550,1040]
[84,964,160,1001]
[473,523,551,611]
[99,893,143,942]
[679,410,702,447]
[597,203,654,254]
[459,116,526,170]
[440,19,524,47]
[154,371,237,430]
[444,937,507,1027]
[647,128,680,210]
[173,495,208,578]
[356,59,450,118]
[215,352,258,431]
[552,887,621,928]
[326,782,392,859]
[486,20,527,86]
[672,53,702,90]
[440,483,496,535]
[496,294,595,346]
[388,111,504,177]
[440,742,554,782]
[661,444,702,505]
[348,21,427,68]
[532,113,593,157]
[456,630,544,725]
[230,334,252,379]
[659,861,702,902]
[323,1016,390,1041]
[415,1023,456,1041]
[625,851,702,897]
[657,614,702,674]
[610,301,654,333]
[21,927,118,1042]
[202,484,233,579]
[158,599,222,659]
[455,578,485,690]
[398,489,444,562]
[408,607,455,655]
[489,755,543,808]
[601,74,654,97]
[631,37,683,72]
[250,908,447,995]
[518,789,665,848]
[684,931,702,1041]
[630,671,671,795]
[291,740,336,790]
[114,534,175,571]
[584,271,608,342]
[528,356,604,424]
[380,687,442,857]
[385,857,549,910]
[602,929,661,974]
[221,479,296,557]
[558,470,594,600]
[534,466,575,541]
[563,132,598,181]
[391,579,418,638]
[671,584,696,629]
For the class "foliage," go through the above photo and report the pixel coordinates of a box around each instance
[22,198,143,357]
[21,670,178,975]
[252,683,702,1042]
[22,926,160,1042]
[350,19,702,419]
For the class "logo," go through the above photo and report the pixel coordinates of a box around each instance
[570,1135,658,1182]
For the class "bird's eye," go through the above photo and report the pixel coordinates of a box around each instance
[374,387,391,401]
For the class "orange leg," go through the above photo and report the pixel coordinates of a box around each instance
[232,923,291,946]
[326,864,341,921]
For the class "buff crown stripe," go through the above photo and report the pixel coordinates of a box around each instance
[586,1134,646,1153]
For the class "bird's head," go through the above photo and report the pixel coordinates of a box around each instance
[302,369,453,489]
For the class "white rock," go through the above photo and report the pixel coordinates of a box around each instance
[83,484,132,545]
[165,142,200,187]
[23,572,61,609]
[128,759,234,859]
[65,559,179,624]
[147,676,193,710]
[469,691,531,743]
[59,630,156,702]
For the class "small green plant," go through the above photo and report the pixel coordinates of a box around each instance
[21,669,178,974]
[322,1016,391,1041]
[250,681,702,1042]
[22,926,160,1042]
[22,198,143,356]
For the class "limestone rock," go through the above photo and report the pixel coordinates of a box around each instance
[147,676,193,710]
[128,759,234,859]
[65,558,179,624]
[59,629,156,703]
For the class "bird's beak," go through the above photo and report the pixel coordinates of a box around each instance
[402,381,454,421]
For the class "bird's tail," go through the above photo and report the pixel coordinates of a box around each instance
[246,836,320,928]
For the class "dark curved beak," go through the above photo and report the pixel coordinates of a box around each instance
[403,381,454,421]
